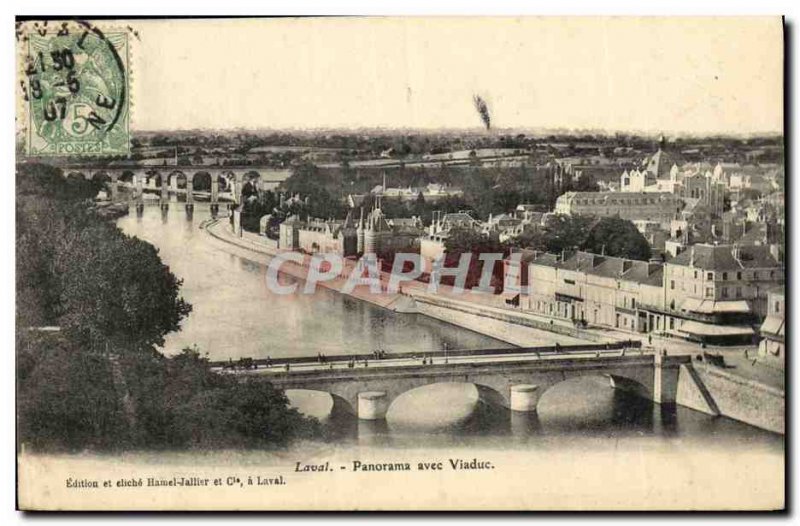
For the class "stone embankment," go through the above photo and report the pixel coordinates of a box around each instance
[203,218,785,434]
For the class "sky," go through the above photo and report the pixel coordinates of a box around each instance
[129,17,783,135]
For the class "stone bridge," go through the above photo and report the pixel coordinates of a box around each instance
[248,351,689,420]
[62,164,289,209]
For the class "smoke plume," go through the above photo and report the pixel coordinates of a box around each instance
[473,94,491,130]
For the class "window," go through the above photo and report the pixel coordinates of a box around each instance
[736,287,742,298]
[775,301,781,314]
[722,272,728,280]
[737,272,742,280]
[721,287,728,298]
[694,271,699,279]
[707,272,713,281]
[564,279,575,285]
[753,272,759,280]
[670,280,675,290]
[770,271,776,279]
[705,287,714,298]
[631,298,636,309]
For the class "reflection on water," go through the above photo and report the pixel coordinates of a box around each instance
[327,388,783,452]
[118,204,512,360]
[117,204,783,451]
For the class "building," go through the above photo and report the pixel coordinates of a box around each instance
[523,243,784,345]
[278,212,358,257]
[758,287,785,366]
[526,251,664,333]
[554,191,684,228]
[357,205,423,255]
[642,135,683,179]
[502,248,539,294]
[616,138,725,216]
[662,244,784,344]
[420,211,482,263]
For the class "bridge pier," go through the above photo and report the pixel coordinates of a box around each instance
[358,391,389,420]
[160,180,169,211]
[211,177,219,203]
[509,384,540,412]
[185,181,194,211]
[653,352,680,405]
[109,177,119,200]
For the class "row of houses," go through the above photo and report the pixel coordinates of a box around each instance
[278,205,424,257]
[505,243,784,347]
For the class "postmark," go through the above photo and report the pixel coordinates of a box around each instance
[18,20,130,157]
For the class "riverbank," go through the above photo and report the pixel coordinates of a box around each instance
[203,218,593,346]
[201,215,784,434]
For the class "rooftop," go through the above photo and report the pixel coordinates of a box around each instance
[669,244,782,271]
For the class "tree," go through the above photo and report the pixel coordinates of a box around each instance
[54,223,192,351]
[540,215,595,254]
[16,164,319,451]
[581,217,652,261]
[17,333,128,451]
[129,348,320,449]
[443,228,505,289]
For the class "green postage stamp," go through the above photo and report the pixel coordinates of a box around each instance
[19,20,130,157]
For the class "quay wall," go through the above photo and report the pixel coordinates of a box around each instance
[406,290,617,346]
[202,218,784,435]
[203,218,607,345]
[677,363,785,435]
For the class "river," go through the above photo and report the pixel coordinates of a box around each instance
[116,203,783,457]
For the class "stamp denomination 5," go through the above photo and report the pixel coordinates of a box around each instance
[18,20,130,157]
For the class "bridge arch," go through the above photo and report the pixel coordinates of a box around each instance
[534,373,653,429]
[66,171,87,182]
[383,382,507,429]
[241,170,261,200]
[535,373,652,407]
[284,388,356,421]
[243,170,261,183]
[145,170,163,188]
[91,171,111,184]
[218,170,236,191]
[168,170,188,190]
[192,171,212,191]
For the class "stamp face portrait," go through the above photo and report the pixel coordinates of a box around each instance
[21,21,130,156]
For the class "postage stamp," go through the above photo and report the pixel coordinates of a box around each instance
[18,20,130,157]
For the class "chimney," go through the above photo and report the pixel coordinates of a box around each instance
[689,246,695,267]
[732,244,741,262]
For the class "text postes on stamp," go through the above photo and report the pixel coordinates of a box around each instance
[20,21,130,157]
